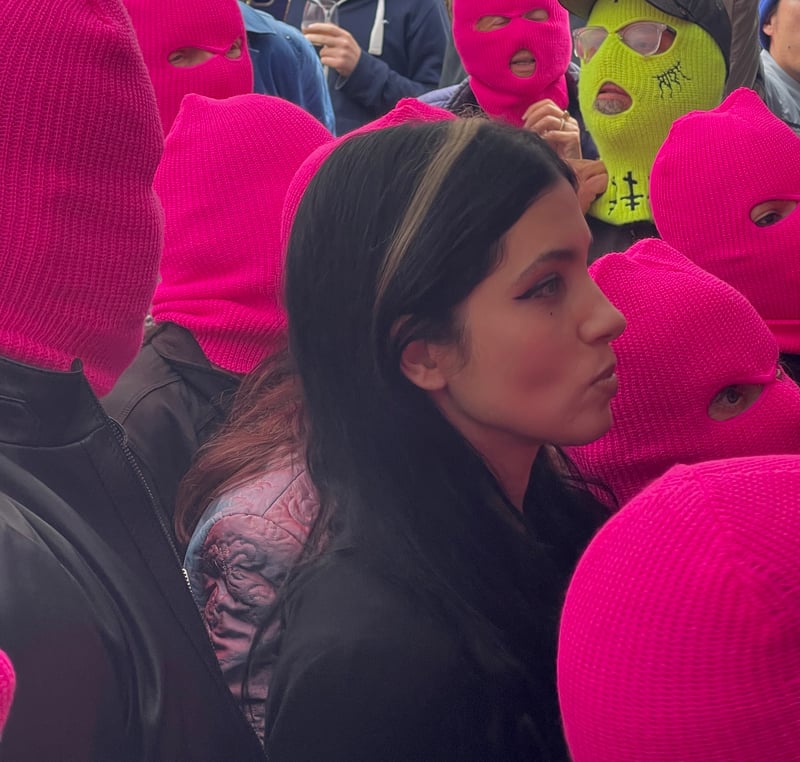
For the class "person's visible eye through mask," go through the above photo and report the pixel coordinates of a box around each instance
[708,383,763,421]
[750,199,798,227]
[168,37,243,67]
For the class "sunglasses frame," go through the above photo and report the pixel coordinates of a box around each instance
[572,21,673,63]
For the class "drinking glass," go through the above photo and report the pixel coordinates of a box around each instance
[301,0,338,30]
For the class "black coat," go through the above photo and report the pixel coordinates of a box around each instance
[102,321,240,529]
[0,355,264,761]
[0,454,162,759]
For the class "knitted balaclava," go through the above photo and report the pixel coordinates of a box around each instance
[452,0,572,125]
[0,0,163,396]
[567,239,800,506]
[123,0,253,134]
[559,453,800,762]
[579,0,726,225]
[0,649,14,737]
[651,88,800,353]
[280,99,456,252]
[151,94,332,375]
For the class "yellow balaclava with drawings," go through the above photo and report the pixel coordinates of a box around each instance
[576,0,727,225]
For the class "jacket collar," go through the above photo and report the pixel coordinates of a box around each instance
[0,355,106,447]
[149,321,240,403]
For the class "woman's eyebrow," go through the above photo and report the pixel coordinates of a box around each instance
[514,248,574,285]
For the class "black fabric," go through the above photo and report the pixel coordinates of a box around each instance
[0,455,161,760]
[587,216,660,263]
[782,353,800,383]
[0,355,264,761]
[265,551,567,762]
[102,321,240,529]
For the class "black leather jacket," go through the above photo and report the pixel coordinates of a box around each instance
[0,355,264,760]
[102,321,240,532]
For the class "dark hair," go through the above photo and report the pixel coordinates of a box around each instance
[280,119,607,755]
[174,339,304,547]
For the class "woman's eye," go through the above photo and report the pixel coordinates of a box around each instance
[516,275,562,300]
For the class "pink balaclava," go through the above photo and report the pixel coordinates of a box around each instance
[281,98,456,251]
[0,649,14,736]
[559,453,800,762]
[123,0,253,134]
[651,87,800,353]
[150,94,333,375]
[567,238,800,507]
[451,0,571,126]
[0,0,163,397]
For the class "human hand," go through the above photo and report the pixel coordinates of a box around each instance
[522,99,581,161]
[303,22,362,78]
[566,158,608,214]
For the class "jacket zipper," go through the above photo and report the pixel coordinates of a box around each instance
[109,418,192,596]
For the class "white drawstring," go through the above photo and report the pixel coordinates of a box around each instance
[368,0,385,55]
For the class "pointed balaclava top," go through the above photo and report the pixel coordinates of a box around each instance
[124,0,253,134]
[559,453,800,762]
[567,239,800,507]
[0,0,163,396]
[151,94,333,374]
[452,0,572,126]
[578,0,727,225]
[651,87,800,354]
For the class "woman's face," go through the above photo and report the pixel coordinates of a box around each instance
[427,179,626,467]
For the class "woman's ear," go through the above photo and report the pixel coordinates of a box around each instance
[400,339,449,391]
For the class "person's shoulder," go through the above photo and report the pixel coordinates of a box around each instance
[240,2,279,34]
[267,551,488,761]
[282,551,463,665]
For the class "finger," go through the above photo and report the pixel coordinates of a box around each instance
[540,131,582,161]
[522,98,558,121]
[303,22,341,34]
[525,114,568,135]
[303,33,337,46]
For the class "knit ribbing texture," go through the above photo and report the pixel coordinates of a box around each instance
[452,0,571,125]
[559,453,800,762]
[567,238,800,506]
[0,0,163,396]
[123,0,253,134]
[150,94,333,374]
[651,87,800,353]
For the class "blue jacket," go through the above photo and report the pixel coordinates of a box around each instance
[241,2,336,132]
[287,0,448,134]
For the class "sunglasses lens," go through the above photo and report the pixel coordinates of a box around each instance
[573,27,607,62]
[621,22,665,55]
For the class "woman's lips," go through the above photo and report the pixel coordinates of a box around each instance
[510,50,536,78]
[594,81,632,115]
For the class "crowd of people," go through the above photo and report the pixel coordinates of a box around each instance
[0,0,798,758]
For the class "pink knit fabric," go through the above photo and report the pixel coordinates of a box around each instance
[558,453,800,762]
[280,99,456,254]
[651,87,800,353]
[123,0,253,134]
[567,238,800,506]
[150,94,332,374]
[452,0,570,125]
[0,0,163,396]
[0,649,14,736]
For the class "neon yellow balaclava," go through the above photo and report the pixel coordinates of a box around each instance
[579,0,726,225]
